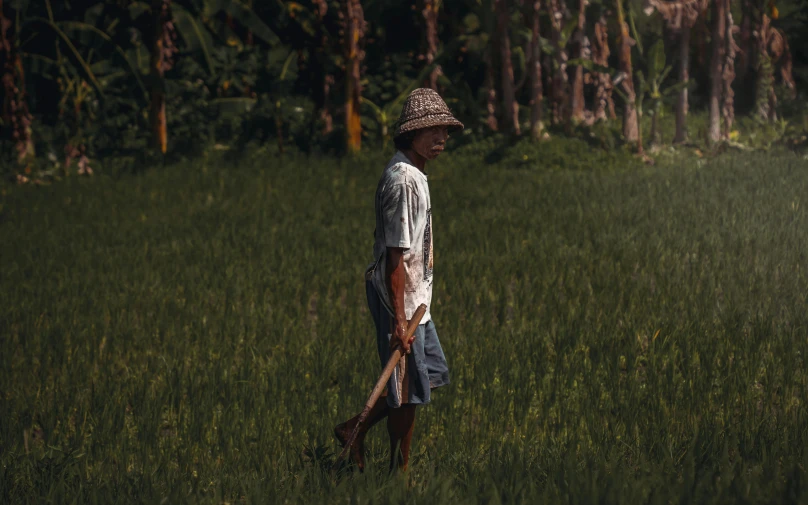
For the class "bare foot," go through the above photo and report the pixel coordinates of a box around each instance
[334,422,365,471]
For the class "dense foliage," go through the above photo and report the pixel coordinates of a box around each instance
[1,0,807,180]
[1,140,807,502]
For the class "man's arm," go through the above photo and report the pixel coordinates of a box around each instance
[386,246,413,353]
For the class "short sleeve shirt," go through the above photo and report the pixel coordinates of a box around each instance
[367,151,434,323]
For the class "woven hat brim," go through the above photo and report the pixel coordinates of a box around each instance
[394,113,464,137]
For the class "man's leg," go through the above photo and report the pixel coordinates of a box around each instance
[334,394,390,471]
[387,404,417,472]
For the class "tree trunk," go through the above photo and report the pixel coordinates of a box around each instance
[2,0,35,173]
[636,100,644,155]
[1,0,13,128]
[754,14,772,121]
[548,0,569,125]
[422,0,442,90]
[737,0,753,75]
[321,75,334,135]
[485,48,499,132]
[496,0,519,134]
[708,0,726,144]
[150,0,176,155]
[591,15,615,121]
[778,31,796,98]
[569,0,587,122]
[343,0,366,153]
[693,13,709,70]
[0,0,9,126]
[529,0,544,139]
[313,1,333,136]
[615,0,637,143]
[275,107,284,154]
[674,24,690,143]
[650,101,660,146]
[754,16,794,122]
[721,0,736,139]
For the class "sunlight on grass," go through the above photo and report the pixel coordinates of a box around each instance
[1,142,807,503]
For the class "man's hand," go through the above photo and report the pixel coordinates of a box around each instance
[392,319,415,354]
[386,247,414,353]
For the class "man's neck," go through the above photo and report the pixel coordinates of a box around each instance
[401,149,427,174]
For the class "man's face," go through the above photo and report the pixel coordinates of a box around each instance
[411,125,450,161]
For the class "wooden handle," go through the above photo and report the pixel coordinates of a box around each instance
[334,303,428,467]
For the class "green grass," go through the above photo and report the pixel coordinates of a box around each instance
[1,138,807,504]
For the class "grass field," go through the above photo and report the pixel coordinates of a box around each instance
[1,138,807,504]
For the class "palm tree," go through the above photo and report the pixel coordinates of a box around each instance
[590,13,616,122]
[707,0,726,144]
[643,0,707,144]
[317,1,334,135]
[615,0,637,143]
[341,0,365,154]
[738,0,755,76]
[569,0,588,122]
[149,0,177,155]
[1,0,34,171]
[496,0,519,134]
[422,0,442,90]
[754,13,795,122]
[548,0,570,125]
[721,0,738,139]
[528,0,544,139]
[485,47,499,131]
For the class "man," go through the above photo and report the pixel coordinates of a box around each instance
[334,88,463,473]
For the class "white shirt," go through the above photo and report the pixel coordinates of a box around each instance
[367,151,434,323]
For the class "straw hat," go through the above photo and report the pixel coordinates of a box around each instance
[393,88,464,138]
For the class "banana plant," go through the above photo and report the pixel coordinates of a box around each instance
[15,1,141,99]
[5,0,149,172]
[626,15,690,149]
[128,0,280,77]
[570,10,688,153]
[540,6,578,125]
[361,62,444,150]
[361,32,466,150]
[639,39,689,146]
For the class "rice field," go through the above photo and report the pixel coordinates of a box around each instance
[1,138,807,504]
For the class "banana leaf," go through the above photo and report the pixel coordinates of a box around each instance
[647,39,665,83]
[285,2,317,37]
[661,79,691,96]
[567,58,613,75]
[89,58,116,75]
[463,13,481,32]
[559,18,578,48]
[173,4,216,74]
[279,51,296,81]
[628,6,644,55]
[658,64,674,86]
[83,3,105,32]
[25,53,59,80]
[216,0,281,46]
[210,97,257,117]
[126,46,150,75]
[128,1,151,21]
[513,45,526,76]
[539,37,554,55]
[24,18,105,97]
[59,20,148,101]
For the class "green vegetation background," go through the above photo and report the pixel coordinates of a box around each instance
[1,138,807,503]
[4,0,808,176]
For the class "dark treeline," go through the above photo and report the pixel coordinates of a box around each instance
[0,0,805,179]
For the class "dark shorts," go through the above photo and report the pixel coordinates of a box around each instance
[366,280,450,408]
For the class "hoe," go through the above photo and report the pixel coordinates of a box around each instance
[332,303,427,471]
